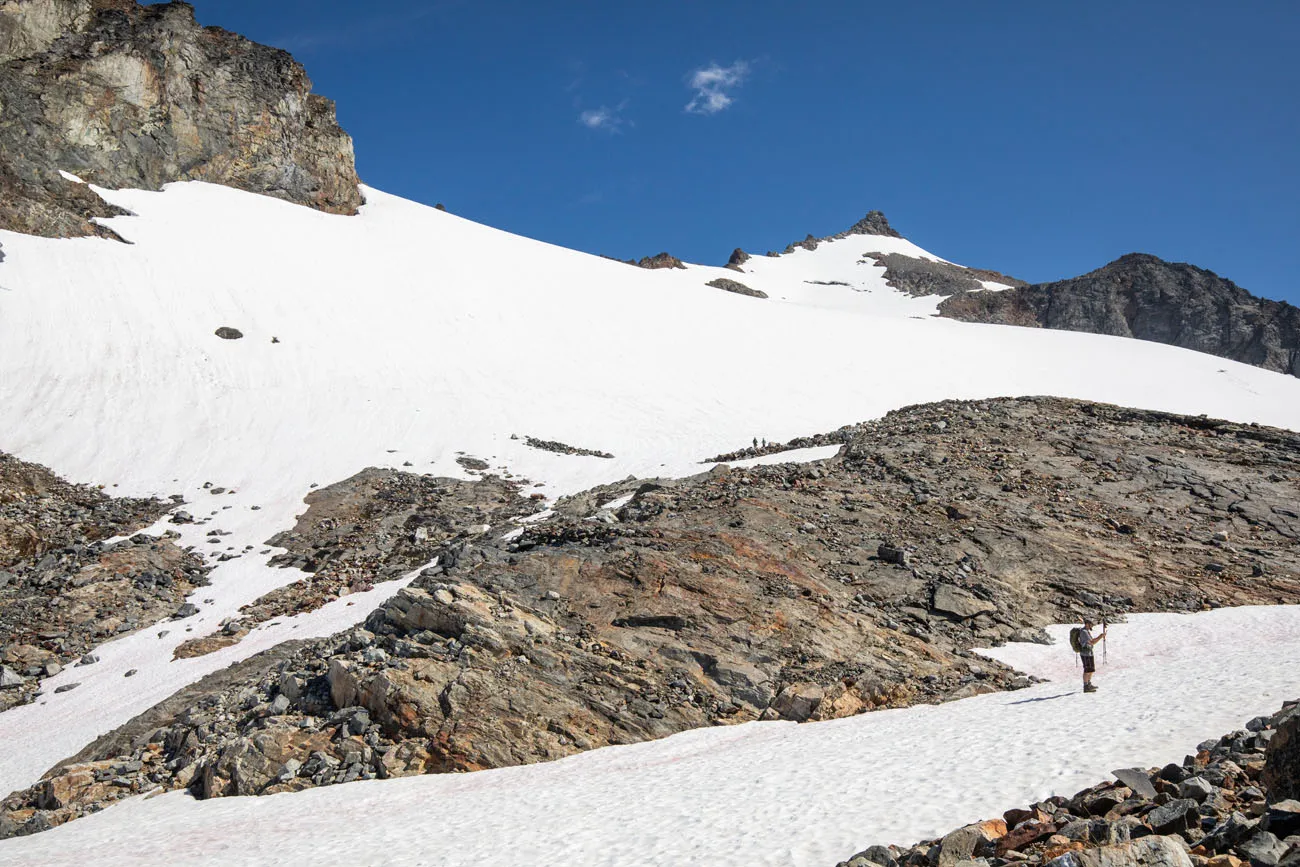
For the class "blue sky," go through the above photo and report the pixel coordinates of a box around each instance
[184,1,1298,303]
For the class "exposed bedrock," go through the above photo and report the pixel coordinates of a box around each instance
[939,254,1300,378]
[0,0,362,238]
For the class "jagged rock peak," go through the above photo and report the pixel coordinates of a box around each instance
[841,210,902,239]
[0,0,363,238]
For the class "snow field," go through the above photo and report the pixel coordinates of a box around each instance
[1,605,1296,867]
[2,180,1300,803]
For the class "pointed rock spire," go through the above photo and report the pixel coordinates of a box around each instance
[842,210,901,239]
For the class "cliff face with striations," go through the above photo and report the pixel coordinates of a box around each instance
[939,254,1300,378]
[0,0,362,238]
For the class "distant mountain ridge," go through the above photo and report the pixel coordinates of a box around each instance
[0,0,361,238]
[939,253,1300,378]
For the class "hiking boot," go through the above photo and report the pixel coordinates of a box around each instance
[1083,683,1098,693]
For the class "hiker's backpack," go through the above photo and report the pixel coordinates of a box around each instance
[1068,627,1086,654]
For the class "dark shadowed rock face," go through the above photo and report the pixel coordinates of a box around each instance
[939,254,1300,378]
[0,0,362,238]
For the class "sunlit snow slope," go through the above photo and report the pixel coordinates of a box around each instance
[2,181,1300,798]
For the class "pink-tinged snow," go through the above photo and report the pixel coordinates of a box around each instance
[2,605,1296,867]
[3,181,1300,800]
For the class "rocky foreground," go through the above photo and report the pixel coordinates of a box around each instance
[838,699,1300,867]
[2,396,1298,838]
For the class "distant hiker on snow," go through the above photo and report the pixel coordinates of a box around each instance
[1069,618,1107,693]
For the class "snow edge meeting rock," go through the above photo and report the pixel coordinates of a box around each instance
[837,699,1300,867]
[2,396,1298,840]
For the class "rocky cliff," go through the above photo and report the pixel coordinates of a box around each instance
[939,254,1300,378]
[5,396,1299,837]
[0,0,362,239]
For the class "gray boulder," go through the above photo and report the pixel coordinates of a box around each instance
[1146,799,1197,833]
[1179,776,1216,802]
[1113,768,1158,799]
[1075,836,1192,867]
[1238,831,1287,867]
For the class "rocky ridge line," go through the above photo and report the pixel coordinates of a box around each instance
[837,699,1300,867]
[938,254,1300,379]
[759,210,905,259]
[0,0,362,239]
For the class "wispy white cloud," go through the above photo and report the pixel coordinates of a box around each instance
[578,101,628,133]
[685,60,750,115]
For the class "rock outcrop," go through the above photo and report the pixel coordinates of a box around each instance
[231,469,542,636]
[834,210,903,240]
[838,699,1300,867]
[0,0,362,239]
[5,396,1299,837]
[938,254,1300,378]
[726,247,750,270]
[706,277,767,298]
[870,253,1027,298]
[0,451,209,711]
[634,252,687,270]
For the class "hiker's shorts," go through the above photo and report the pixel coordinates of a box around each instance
[1081,652,1096,674]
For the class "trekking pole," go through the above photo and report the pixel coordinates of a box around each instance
[1102,615,1108,665]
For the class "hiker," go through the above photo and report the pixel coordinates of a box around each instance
[1070,618,1107,693]
[753,437,758,449]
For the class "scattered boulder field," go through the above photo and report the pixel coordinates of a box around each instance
[0,453,209,713]
[838,698,1300,867]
